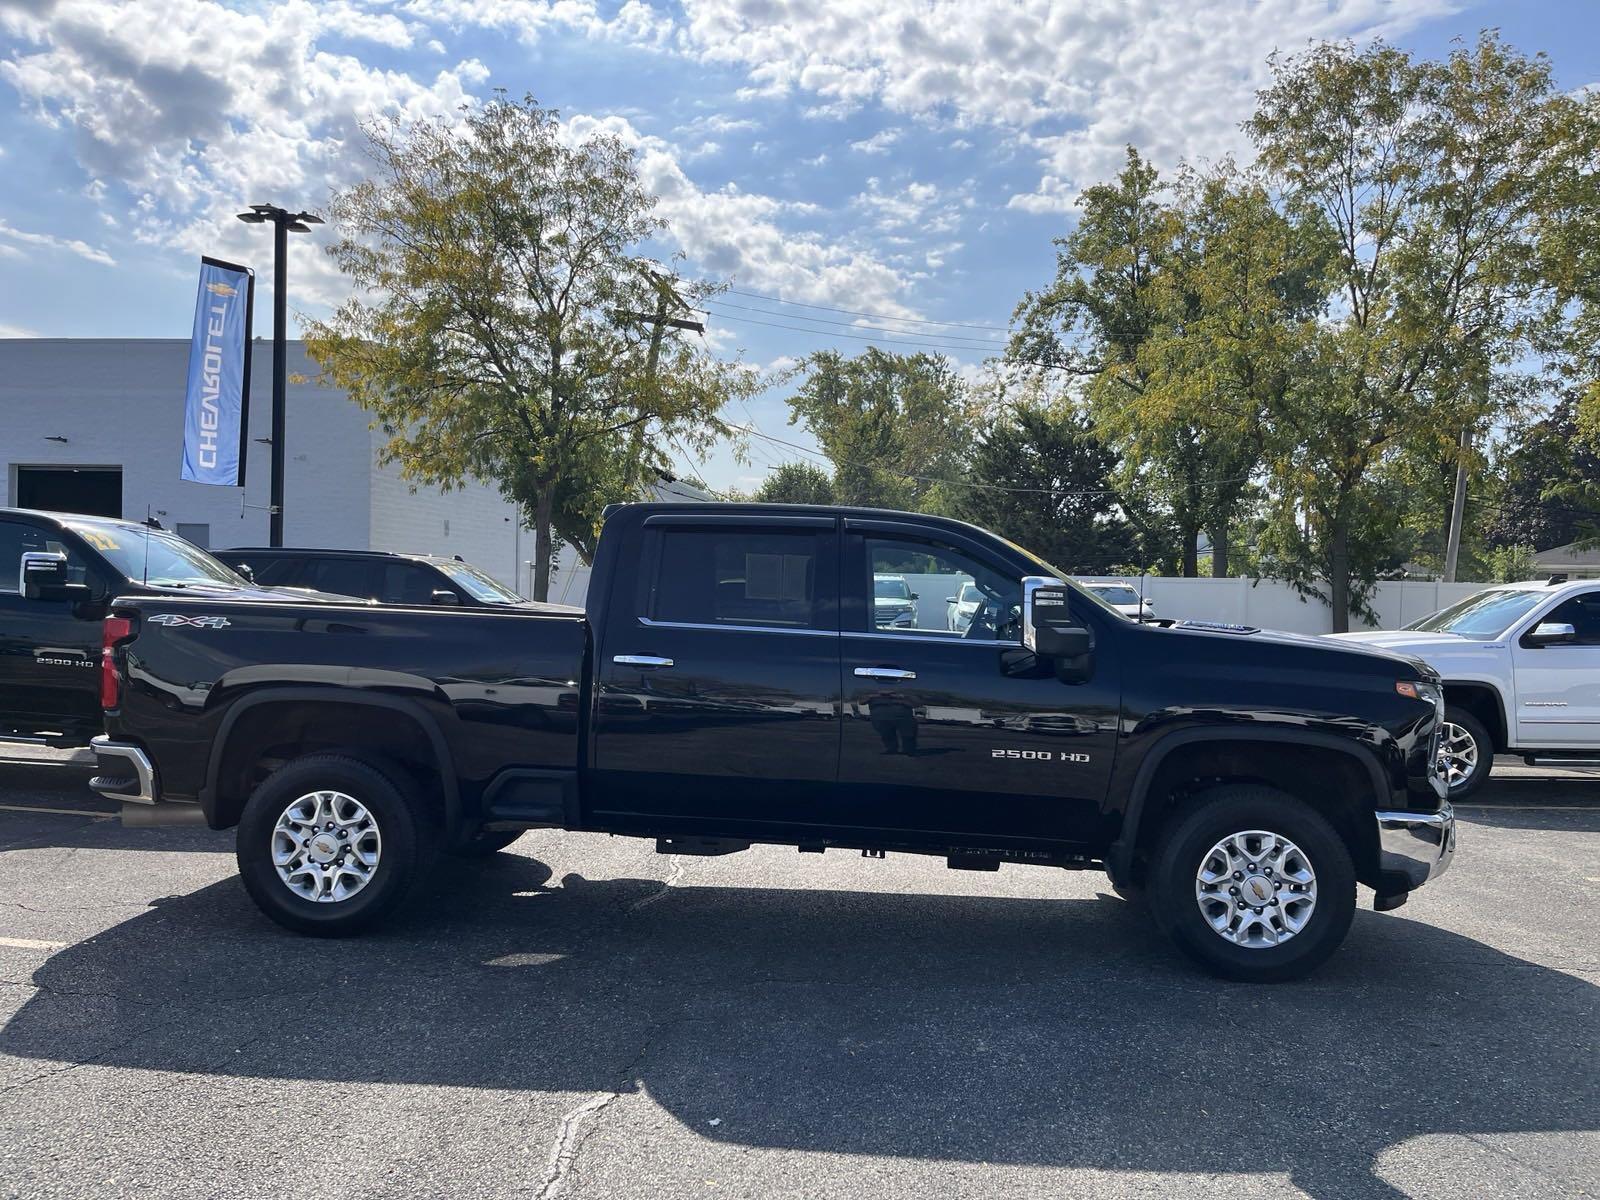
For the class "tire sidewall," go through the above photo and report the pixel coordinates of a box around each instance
[236,755,421,936]
[1150,788,1356,983]
[1441,706,1493,800]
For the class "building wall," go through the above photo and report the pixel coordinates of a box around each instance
[0,339,527,587]
[1083,576,1487,634]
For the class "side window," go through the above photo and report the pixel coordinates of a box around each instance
[1543,592,1600,646]
[0,522,92,594]
[380,563,442,605]
[650,528,825,630]
[246,559,302,587]
[865,536,1021,641]
[304,559,378,600]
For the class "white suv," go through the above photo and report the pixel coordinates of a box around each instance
[1330,579,1600,797]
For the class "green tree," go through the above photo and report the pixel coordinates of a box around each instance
[304,95,750,600]
[1246,33,1580,628]
[784,348,972,512]
[958,388,1138,573]
[753,461,835,504]
[1485,395,1600,553]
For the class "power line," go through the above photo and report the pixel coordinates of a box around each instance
[722,286,1010,333]
[706,297,1007,344]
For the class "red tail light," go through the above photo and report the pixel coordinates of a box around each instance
[101,615,134,711]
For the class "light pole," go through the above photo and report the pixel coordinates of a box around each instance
[235,203,321,547]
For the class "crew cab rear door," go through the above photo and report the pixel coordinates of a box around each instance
[589,513,843,830]
[0,518,105,738]
[837,520,1118,847]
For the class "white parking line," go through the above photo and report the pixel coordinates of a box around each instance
[0,936,68,951]
[0,803,113,819]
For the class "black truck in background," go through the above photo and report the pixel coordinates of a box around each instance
[91,503,1457,981]
[0,508,346,747]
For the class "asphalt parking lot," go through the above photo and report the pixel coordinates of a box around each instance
[0,752,1595,1200]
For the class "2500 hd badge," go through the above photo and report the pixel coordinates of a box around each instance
[992,748,1092,762]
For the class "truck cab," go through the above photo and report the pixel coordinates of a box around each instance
[1333,578,1600,796]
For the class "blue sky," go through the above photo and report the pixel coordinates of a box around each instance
[2,0,1596,492]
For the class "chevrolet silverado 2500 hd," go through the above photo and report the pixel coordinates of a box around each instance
[91,503,1456,981]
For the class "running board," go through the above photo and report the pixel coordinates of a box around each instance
[1522,755,1600,767]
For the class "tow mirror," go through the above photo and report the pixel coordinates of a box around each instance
[431,589,462,606]
[1022,577,1093,677]
[1526,621,1576,646]
[235,562,256,584]
[21,551,87,602]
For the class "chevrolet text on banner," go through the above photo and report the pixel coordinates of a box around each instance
[181,256,255,486]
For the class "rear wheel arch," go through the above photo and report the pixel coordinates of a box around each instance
[1111,729,1386,890]
[205,689,459,833]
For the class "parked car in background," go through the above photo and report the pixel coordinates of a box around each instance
[872,573,917,628]
[946,579,983,632]
[0,507,347,747]
[1330,578,1600,798]
[216,547,527,608]
[1078,580,1156,622]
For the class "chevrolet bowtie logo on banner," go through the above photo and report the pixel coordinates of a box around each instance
[182,256,256,486]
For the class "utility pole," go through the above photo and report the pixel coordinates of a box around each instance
[235,203,322,546]
[615,269,705,380]
[1442,426,1471,583]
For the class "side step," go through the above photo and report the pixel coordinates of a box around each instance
[1522,755,1600,768]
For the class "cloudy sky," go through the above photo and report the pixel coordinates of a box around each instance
[1,0,1595,490]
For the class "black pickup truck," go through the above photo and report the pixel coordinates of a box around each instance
[91,503,1456,981]
[0,507,343,747]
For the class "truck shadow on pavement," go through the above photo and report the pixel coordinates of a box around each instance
[2,852,1594,1199]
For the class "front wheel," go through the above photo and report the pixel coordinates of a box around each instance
[1439,706,1493,800]
[236,754,426,936]
[1149,786,1356,982]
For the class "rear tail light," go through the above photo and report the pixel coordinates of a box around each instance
[101,615,134,710]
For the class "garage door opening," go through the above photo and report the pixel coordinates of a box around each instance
[15,466,123,518]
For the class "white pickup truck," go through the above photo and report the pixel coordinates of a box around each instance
[1331,578,1600,797]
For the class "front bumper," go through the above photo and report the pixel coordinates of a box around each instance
[89,735,158,805]
[1375,804,1456,890]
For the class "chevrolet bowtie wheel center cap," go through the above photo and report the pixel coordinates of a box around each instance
[271,790,382,903]
[1194,830,1318,950]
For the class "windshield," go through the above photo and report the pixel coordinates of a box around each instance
[1408,587,1547,639]
[958,582,981,603]
[434,559,525,605]
[874,577,910,600]
[68,523,248,589]
[1090,585,1142,606]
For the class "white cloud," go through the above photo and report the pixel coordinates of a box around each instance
[0,322,39,336]
[848,127,902,155]
[0,217,117,265]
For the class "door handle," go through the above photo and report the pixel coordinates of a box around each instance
[855,667,916,680]
[614,655,674,669]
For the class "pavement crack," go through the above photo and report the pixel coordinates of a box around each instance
[626,854,684,912]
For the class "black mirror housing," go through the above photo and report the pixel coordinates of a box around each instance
[431,589,462,606]
[1033,623,1091,658]
[21,551,74,601]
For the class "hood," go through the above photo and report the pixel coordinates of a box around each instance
[140,581,366,605]
[1153,619,1436,678]
[1328,630,1474,649]
[875,596,913,608]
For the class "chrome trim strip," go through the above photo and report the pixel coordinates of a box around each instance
[847,630,1022,648]
[854,667,917,680]
[637,617,838,638]
[90,735,158,805]
[1375,804,1456,890]
[614,654,674,668]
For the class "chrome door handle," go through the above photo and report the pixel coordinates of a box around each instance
[614,655,674,669]
[854,667,916,680]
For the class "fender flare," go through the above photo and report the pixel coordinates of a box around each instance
[1438,679,1509,747]
[202,686,461,831]
[1106,725,1391,884]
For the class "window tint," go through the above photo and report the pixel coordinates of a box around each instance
[380,563,442,605]
[303,559,378,600]
[244,559,302,587]
[865,536,1020,641]
[651,529,823,629]
[1542,592,1600,646]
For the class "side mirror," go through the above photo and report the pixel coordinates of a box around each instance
[21,551,87,602]
[909,591,919,601]
[1526,621,1576,646]
[431,589,462,606]
[1022,577,1093,675]
[945,595,957,604]
[235,563,256,584]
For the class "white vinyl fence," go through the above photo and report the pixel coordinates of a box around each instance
[545,557,1489,635]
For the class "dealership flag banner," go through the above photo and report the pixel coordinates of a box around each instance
[181,256,255,485]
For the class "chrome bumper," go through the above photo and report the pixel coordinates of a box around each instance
[89,736,158,805]
[1375,804,1456,890]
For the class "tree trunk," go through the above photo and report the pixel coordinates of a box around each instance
[1328,513,1350,634]
[1181,525,1199,578]
[1210,523,1230,578]
[532,486,554,603]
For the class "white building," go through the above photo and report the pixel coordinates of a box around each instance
[0,338,529,591]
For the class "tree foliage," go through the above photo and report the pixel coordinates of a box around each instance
[753,461,835,505]
[304,94,750,599]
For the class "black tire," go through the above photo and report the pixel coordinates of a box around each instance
[1440,705,1493,800]
[448,829,524,858]
[236,754,426,936]
[1149,785,1356,983]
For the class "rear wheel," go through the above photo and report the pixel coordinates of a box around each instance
[236,754,426,936]
[1439,706,1493,800]
[1149,785,1355,982]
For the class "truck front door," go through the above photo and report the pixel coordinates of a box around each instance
[589,514,843,831]
[837,521,1119,848]
[1511,587,1600,749]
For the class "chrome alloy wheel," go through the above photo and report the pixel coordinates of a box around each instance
[272,791,382,903]
[1437,721,1480,791]
[1194,829,1317,949]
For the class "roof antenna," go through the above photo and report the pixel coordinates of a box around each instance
[142,505,151,586]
